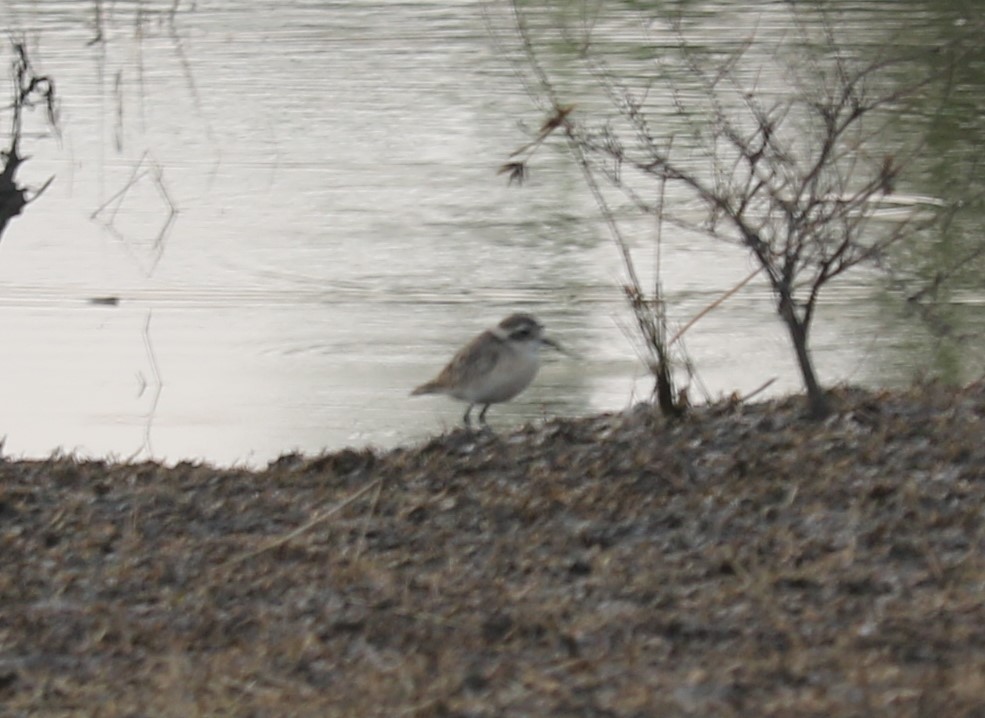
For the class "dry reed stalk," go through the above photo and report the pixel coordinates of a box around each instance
[227,477,383,566]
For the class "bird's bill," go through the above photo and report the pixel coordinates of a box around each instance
[541,336,568,355]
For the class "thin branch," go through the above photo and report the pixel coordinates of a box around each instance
[228,478,384,567]
[669,267,762,347]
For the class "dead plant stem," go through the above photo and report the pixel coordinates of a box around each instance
[228,478,383,567]
[669,266,762,347]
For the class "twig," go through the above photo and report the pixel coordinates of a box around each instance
[669,267,761,347]
[140,310,163,456]
[25,174,54,204]
[166,5,222,186]
[89,151,150,221]
[91,152,178,275]
[740,377,777,403]
[227,478,383,567]
[352,477,385,560]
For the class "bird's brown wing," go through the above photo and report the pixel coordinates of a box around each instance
[412,329,504,394]
[450,330,505,383]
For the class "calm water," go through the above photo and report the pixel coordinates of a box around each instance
[0,0,981,465]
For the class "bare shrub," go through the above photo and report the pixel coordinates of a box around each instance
[500,3,964,417]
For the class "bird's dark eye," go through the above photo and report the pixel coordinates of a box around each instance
[512,327,533,340]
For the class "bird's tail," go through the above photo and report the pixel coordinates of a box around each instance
[410,380,441,396]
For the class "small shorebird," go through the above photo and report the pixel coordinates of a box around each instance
[411,313,561,428]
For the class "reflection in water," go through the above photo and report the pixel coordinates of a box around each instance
[0,1,979,465]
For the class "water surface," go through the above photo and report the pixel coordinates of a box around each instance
[0,0,980,465]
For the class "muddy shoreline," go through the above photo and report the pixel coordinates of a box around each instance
[3,383,985,716]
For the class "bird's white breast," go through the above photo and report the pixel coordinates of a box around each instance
[455,341,541,404]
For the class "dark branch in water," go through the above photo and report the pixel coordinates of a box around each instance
[0,40,58,242]
[90,151,179,276]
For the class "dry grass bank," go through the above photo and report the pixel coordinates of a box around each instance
[2,383,985,716]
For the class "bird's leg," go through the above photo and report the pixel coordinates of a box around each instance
[463,403,474,429]
[478,404,491,426]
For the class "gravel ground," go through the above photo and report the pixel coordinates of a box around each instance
[2,382,985,717]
